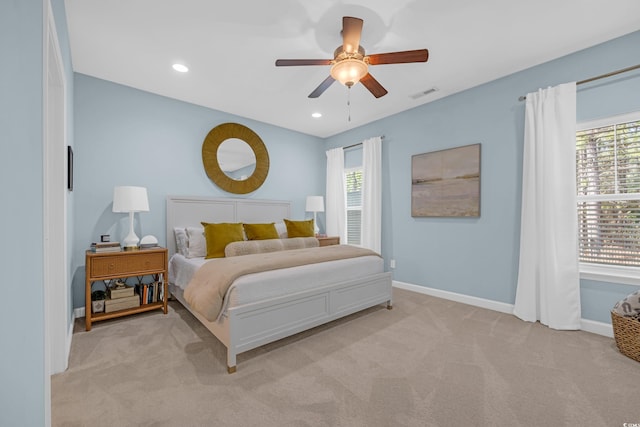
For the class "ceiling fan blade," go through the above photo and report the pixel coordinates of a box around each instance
[308,76,335,98]
[360,73,388,98]
[342,16,363,54]
[275,59,332,66]
[367,49,429,65]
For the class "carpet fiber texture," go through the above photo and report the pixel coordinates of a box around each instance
[52,288,640,426]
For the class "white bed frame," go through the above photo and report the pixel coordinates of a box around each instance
[166,196,393,373]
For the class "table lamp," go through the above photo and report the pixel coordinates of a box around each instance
[112,186,149,250]
[305,195,324,235]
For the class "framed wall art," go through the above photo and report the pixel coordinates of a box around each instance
[411,143,480,217]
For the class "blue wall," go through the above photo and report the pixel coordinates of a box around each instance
[325,30,640,324]
[72,74,325,308]
[0,1,45,425]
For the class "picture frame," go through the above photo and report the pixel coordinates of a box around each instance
[411,143,481,217]
[67,146,73,191]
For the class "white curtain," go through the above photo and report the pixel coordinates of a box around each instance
[326,147,346,242]
[362,137,382,253]
[513,82,581,330]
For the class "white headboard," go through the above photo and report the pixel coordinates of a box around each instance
[166,196,292,257]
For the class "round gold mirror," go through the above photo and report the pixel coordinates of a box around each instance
[202,123,269,194]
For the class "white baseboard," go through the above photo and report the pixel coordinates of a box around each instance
[392,280,613,337]
[580,318,613,337]
[74,307,85,319]
[52,311,76,374]
[393,280,514,314]
[64,312,74,371]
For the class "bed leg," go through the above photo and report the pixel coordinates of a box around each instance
[227,350,237,374]
[386,301,393,310]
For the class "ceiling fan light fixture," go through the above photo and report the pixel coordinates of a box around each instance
[330,59,368,87]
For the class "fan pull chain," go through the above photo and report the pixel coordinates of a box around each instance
[347,87,351,122]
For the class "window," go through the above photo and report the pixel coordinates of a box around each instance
[576,111,640,282]
[345,167,363,245]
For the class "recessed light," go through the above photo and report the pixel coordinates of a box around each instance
[311,112,322,118]
[172,63,189,73]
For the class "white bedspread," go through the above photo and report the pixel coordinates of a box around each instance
[169,253,383,316]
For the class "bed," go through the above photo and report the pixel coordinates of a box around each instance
[166,196,393,373]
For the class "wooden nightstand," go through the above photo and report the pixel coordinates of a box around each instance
[85,247,168,331]
[317,236,340,246]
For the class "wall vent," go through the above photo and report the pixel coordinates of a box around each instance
[410,87,438,100]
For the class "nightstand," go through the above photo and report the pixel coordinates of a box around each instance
[317,236,340,246]
[85,247,168,331]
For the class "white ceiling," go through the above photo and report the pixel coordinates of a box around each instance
[64,0,640,138]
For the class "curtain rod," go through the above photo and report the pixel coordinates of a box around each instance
[343,135,385,150]
[518,63,640,101]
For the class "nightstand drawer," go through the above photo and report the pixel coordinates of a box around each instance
[89,251,166,278]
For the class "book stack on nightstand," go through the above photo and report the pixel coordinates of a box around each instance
[90,241,121,253]
[105,283,140,313]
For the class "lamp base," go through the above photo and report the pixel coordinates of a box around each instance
[122,217,140,250]
[123,246,140,251]
[313,212,319,236]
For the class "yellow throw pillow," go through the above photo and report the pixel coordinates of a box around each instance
[243,223,279,240]
[201,222,244,259]
[283,218,315,238]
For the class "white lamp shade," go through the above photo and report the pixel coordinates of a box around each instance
[305,196,324,212]
[112,186,149,213]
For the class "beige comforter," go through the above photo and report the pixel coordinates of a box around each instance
[184,245,380,322]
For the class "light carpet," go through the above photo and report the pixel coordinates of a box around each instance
[52,288,640,426]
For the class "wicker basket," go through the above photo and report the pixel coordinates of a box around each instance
[611,311,640,362]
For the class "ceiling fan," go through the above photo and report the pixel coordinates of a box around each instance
[275,16,429,99]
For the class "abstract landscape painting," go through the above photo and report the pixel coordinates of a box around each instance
[411,143,481,217]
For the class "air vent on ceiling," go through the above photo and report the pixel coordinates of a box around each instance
[410,87,438,100]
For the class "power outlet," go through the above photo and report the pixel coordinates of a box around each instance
[390,259,396,269]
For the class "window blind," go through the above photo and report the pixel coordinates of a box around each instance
[577,119,640,266]
[345,168,363,245]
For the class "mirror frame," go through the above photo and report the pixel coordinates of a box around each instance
[202,123,269,194]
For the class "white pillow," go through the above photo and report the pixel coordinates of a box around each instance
[274,221,287,238]
[185,226,206,258]
[173,228,188,256]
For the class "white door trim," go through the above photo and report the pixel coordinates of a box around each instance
[43,0,69,424]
